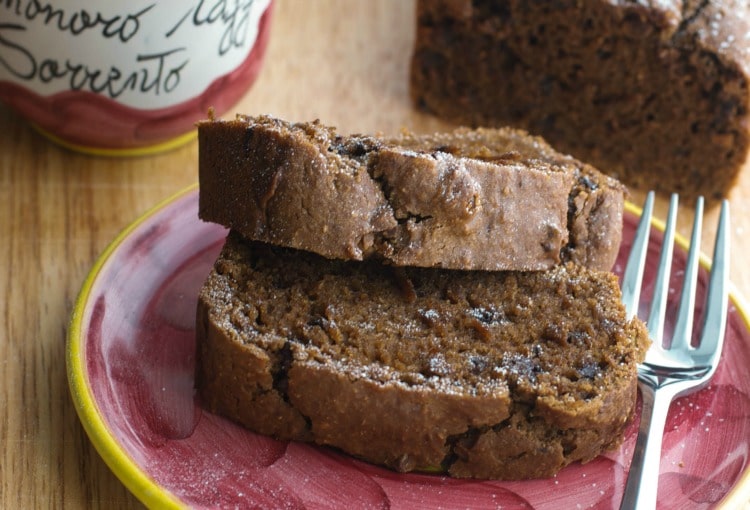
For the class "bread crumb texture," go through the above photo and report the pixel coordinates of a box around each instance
[195,233,649,479]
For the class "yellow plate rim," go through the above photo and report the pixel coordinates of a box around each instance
[67,184,198,509]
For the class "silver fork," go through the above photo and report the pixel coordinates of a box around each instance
[619,192,730,510]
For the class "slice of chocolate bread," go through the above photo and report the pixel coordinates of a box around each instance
[195,232,649,480]
[198,115,626,272]
[410,0,750,200]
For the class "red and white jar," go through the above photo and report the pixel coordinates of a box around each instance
[0,0,273,155]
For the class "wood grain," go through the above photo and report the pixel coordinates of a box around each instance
[1,1,748,508]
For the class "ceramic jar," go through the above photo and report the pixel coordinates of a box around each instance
[0,0,273,155]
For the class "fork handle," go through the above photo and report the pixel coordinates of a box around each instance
[619,385,673,510]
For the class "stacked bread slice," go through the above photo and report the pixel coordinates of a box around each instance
[194,115,649,479]
[198,115,626,272]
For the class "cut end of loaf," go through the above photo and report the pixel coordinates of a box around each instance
[410,0,750,200]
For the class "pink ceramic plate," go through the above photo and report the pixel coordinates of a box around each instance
[68,186,750,509]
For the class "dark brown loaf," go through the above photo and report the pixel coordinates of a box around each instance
[195,232,649,480]
[198,115,626,272]
[411,0,750,200]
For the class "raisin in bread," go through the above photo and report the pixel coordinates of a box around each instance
[198,115,626,271]
[195,232,649,480]
[411,0,750,200]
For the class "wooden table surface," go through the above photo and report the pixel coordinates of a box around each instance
[2,1,749,508]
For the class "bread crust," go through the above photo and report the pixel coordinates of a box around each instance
[198,115,625,271]
[196,234,649,479]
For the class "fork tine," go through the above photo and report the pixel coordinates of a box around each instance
[622,191,655,320]
[671,197,704,350]
[647,194,678,347]
[695,200,730,361]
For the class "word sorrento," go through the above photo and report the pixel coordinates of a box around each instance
[0,0,265,107]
